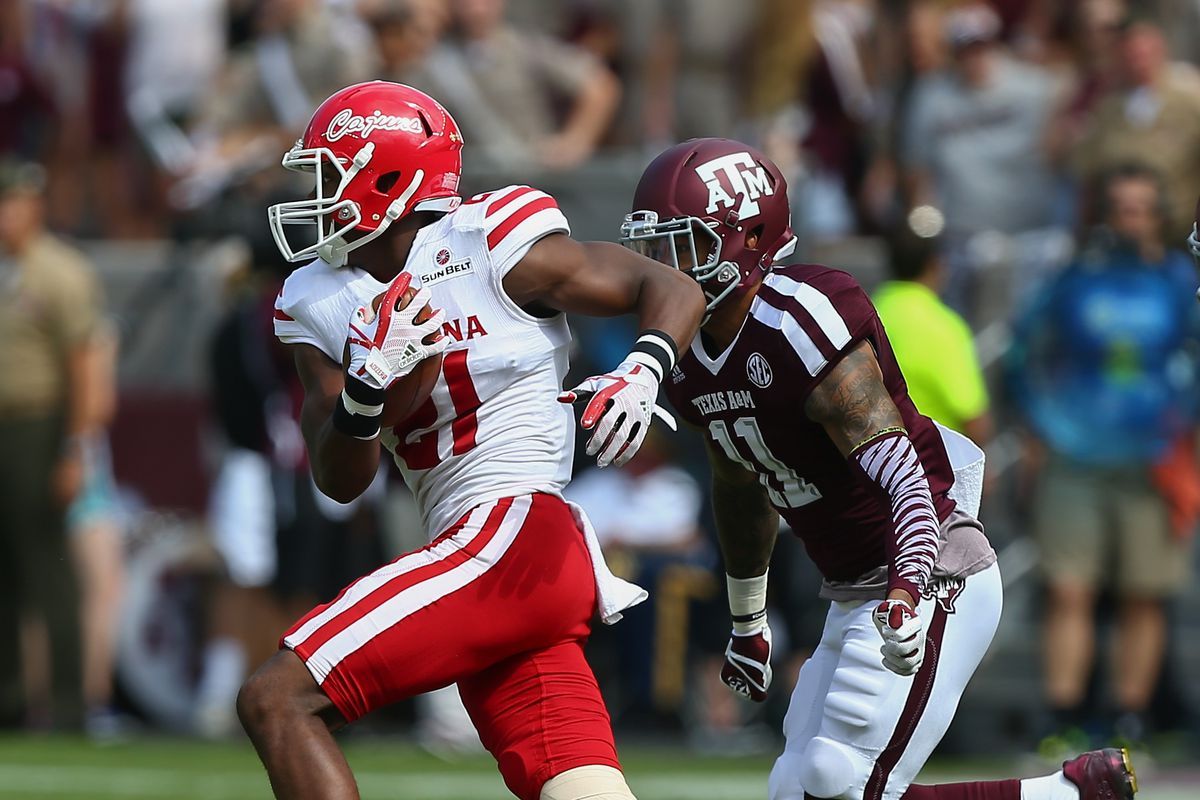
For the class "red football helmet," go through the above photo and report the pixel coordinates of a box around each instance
[268,81,463,266]
[621,138,796,314]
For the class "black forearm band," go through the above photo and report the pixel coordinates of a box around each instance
[630,329,678,382]
[731,609,767,624]
[343,374,386,407]
[332,391,382,440]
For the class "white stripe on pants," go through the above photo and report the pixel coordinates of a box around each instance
[284,496,531,684]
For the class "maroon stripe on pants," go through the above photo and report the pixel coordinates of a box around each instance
[861,604,950,800]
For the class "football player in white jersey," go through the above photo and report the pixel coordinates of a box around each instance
[235,82,705,800]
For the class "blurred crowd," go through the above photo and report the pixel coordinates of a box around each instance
[1,0,1199,764]
[4,0,1200,250]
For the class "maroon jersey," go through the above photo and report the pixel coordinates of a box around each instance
[666,264,958,585]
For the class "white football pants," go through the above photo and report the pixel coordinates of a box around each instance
[769,563,1003,800]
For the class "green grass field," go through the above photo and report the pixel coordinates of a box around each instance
[0,736,1193,799]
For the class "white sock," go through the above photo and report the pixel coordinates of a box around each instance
[1020,772,1079,800]
[540,766,634,800]
[195,637,246,709]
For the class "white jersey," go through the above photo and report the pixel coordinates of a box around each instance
[274,185,574,535]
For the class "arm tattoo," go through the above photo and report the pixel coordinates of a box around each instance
[804,341,905,456]
[805,341,940,600]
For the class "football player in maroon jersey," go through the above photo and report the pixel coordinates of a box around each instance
[617,138,1137,800]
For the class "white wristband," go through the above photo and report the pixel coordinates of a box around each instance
[626,350,665,382]
[728,570,768,635]
[340,389,384,418]
[628,331,677,382]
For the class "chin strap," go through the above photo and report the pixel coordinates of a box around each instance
[320,169,427,267]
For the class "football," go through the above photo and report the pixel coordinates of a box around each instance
[343,285,444,428]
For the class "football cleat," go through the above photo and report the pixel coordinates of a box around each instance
[1062,747,1138,800]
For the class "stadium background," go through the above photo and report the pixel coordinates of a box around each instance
[1,0,1199,798]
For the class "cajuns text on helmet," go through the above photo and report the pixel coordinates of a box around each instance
[267,81,464,267]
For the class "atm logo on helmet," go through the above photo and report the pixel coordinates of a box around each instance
[695,152,775,220]
[325,109,424,142]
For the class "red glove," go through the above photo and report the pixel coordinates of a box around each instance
[720,624,773,702]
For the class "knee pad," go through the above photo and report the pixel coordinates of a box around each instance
[795,736,863,799]
[539,765,636,800]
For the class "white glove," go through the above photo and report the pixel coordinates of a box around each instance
[872,599,925,676]
[557,359,676,468]
[346,273,447,391]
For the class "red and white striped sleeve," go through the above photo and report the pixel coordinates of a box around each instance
[851,430,941,601]
[273,291,312,345]
[476,185,570,277]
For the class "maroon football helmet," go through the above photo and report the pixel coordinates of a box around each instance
[621,138,797,315]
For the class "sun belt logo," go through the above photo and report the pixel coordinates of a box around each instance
[695,152,774,219]
[326,108,423,142]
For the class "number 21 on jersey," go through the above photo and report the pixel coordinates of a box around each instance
[387,350,482,470]
[709,417,822,508]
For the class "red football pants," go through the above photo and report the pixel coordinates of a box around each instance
[281,493,619,799]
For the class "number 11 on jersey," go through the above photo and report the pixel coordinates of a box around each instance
[709,417,822,508]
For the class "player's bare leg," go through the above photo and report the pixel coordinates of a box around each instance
[237,650,358,800]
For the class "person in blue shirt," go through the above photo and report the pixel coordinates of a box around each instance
[1010,163,1200,748]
